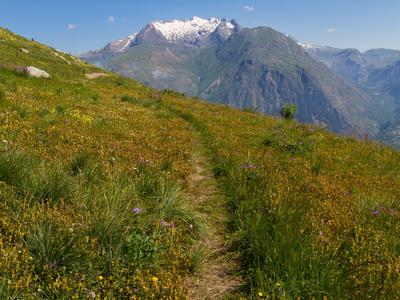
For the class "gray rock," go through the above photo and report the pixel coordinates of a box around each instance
[24,66,50,78]
[19,48,29,54]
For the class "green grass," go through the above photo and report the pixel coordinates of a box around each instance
[162,96,400,298]
[1,26,400,299]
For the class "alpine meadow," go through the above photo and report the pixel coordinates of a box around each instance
[2,2,400,300]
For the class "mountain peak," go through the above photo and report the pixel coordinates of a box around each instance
[147,16,239,46]
[81,17,242,58]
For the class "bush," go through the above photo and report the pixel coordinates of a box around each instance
[121,95,139,103]
[281,103,297,120]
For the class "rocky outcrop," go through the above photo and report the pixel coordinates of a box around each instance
[24,66,50,78]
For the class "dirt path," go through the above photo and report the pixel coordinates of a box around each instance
[186,138,243,299]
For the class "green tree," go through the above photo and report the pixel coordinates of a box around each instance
[281,103,297,120]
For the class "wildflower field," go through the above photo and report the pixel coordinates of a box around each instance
[1,27,400,299]
[165,96,400,299]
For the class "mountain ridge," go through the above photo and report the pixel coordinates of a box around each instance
[81,18,383,137]
[80,16,241,61]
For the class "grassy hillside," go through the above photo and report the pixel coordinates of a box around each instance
[1,27,400,299]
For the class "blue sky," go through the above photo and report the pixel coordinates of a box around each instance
[1,0,399,54]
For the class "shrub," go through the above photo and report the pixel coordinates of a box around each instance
[121,95,139,103]
[281,103,297,120]
[261,135,280,147]
[161,89,185,97]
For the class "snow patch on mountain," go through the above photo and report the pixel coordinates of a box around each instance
[297,42,327,50]
[151,16,234,42]
[80,16,241,59]
[110,34,137,52]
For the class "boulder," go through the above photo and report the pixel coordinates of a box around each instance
[85,73,107,79]
[53,52,71,65]
[24,66,50,78]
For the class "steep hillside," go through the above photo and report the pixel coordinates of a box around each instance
[2,27,400,299]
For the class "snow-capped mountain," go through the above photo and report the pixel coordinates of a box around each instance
[80,17,241,59]
[108,34,137,53]
[147,16,239,46]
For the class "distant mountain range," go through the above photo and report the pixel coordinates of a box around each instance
[81,17,400,146]
[299,43,400,147]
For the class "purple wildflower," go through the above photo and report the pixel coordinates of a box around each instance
[132,207,143,215]
[372,210,380,216]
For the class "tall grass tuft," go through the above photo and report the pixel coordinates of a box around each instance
[0,280,20,300]
[23,220,84,272]
[32,167,74,203]
[86,180,133,254]
[0,151,35,190]
[68,151,90,176]
[134,165,202,232]
[0,88,5,105]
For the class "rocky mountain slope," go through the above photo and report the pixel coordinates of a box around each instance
[81,17,241,63]
[300,43,400,84]
[300,43,400,146]
[81,18,385,137]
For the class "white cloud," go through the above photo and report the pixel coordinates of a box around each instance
[328,27,336,33]
[107,16,115,23]
[67,24,77,30]
[243,5,255,12]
